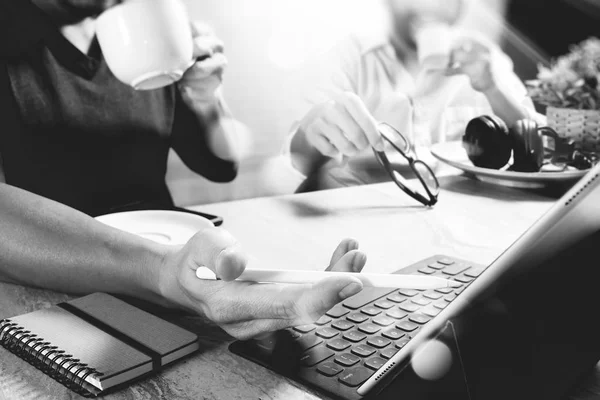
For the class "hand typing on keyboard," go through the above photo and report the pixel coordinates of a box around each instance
[158,229,366,339]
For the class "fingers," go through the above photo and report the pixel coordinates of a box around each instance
[328,90,384,151]
[315,113,360,156]
[184,53,228,81]
[302,91,384,159]
[327,249,367,273]
[187,227,248,281]
[294,275,363,323]
[327,238,359,270]
[192,35,225,60]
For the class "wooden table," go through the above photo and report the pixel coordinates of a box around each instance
[1,175,598,399]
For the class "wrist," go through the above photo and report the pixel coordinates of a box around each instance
[127,239,179,309]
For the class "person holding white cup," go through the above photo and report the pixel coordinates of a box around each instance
[289,0,545,192]
[0,0,241,216]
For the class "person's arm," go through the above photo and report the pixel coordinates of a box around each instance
[289,37,385,177]
[0,183,167,302]
[0,183,365,339]
[172,21,242,182]
[446,36,542,128]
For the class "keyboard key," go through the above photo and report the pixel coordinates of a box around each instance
[294,324,316,333]
[398,289,419,297]
[300,346,335,366]
[427,262,445,270]
[423,291,443,300]
[418,267,436,274]
[343,287,396,310]
[338,366,374,387]
[411,297,431,306]
[315,315,332,325]
[455,275,474,284]
[420,305,441,317]
[387,293,407,303]
[396,337,410,348]
[399,303,420,313]
[374,300,395,309]
[352,344,376,357]
[316,327,339,339]
[347,313,369,324]
[445,294,457,302]
[442,263,470,276]
[380,347,399,359]
[326,305,350,318]
[327,338,351,352]
[396,321,419,332]
[332,320,354,331]
[358,323,381,334]
[335,353,361,367]
[409,314,432,324]
[386,308,408,319]
[437,258,455,265]
[465,266,485,278]
[372,316,395,327]
[343,331,367,343]
[364,357,386,370]
[317,362,344,377]
[435,287,453,294]
[367,337,391,349]
[361,306,382,317]
[297,334,323,351]
[381,329,405,340]
[433,301,448,309]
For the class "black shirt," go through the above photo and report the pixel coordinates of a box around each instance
[0,0,237,216]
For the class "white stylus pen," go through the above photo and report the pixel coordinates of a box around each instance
[195,268,461,289]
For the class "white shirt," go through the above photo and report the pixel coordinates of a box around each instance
[289,28,538,188]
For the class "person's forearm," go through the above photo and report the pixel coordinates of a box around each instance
[483,84,529,128]
[191,92,241,163]
[0,183,173,305]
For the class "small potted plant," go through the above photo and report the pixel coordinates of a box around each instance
[526,37,600,153]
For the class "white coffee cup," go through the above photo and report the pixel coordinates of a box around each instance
[96,0,194,90]
[414,23,455,71]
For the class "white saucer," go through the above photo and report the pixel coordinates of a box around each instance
[95,210,214,245]
[431,141,589,189]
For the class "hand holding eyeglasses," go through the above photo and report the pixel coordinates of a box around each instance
[299,90,385,160]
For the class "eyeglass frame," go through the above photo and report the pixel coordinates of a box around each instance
[372,122,440,207]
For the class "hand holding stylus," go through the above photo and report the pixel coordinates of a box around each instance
[160,232,366,339]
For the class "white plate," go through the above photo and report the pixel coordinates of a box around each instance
[430,141,589,189]
[95,210,214,245]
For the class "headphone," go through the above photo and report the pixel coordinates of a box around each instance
[462,115,575,172]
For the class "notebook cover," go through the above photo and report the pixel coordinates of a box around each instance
[6,293,199,393]
[67,293,198,363]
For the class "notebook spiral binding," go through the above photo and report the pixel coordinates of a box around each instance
[0,318,102,397]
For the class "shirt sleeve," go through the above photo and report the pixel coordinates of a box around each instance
[283,35,364,177]
[170,89,238,183]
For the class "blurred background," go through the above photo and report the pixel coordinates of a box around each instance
[167,0,599,206]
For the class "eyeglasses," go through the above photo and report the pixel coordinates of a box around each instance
[372,123,440,206]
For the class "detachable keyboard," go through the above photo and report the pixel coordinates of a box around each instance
[229,255,485,400]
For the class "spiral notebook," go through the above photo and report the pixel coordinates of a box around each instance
[0,293,199,397]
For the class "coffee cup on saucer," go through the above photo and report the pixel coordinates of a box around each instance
[95,0,194,90]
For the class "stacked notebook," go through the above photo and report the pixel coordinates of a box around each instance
[0,293,199,397]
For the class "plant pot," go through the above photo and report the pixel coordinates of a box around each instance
[546,107,600,153]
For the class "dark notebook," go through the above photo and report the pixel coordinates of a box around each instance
[0,293,199,397]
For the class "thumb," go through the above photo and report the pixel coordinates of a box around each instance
[187,227,249,281]
[297,275,363,322]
